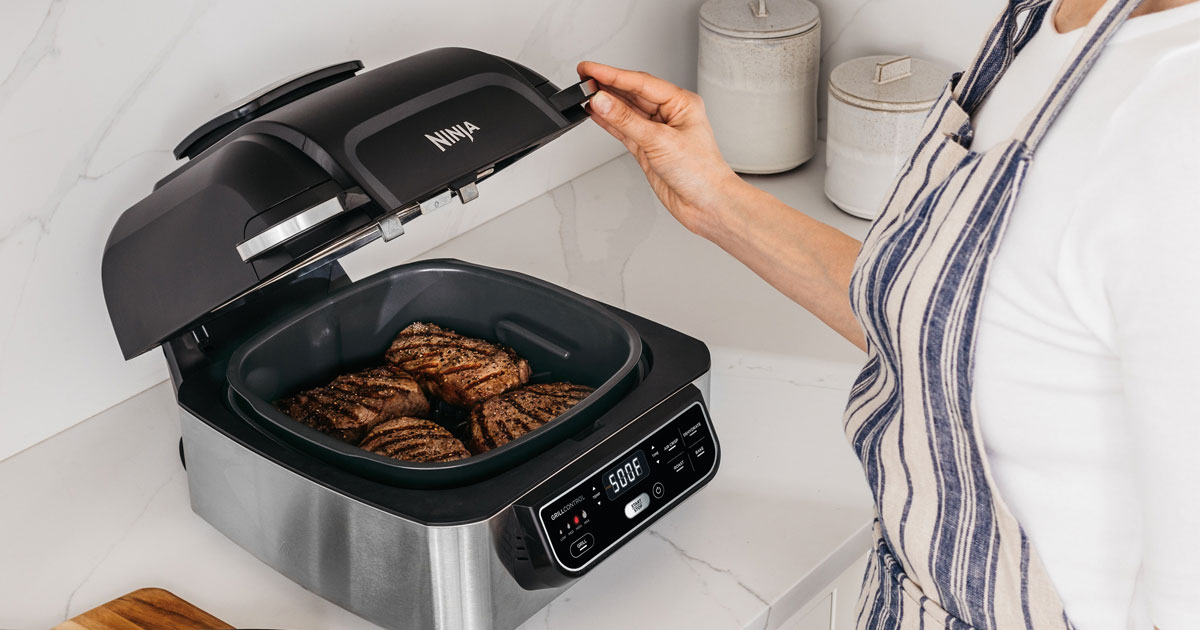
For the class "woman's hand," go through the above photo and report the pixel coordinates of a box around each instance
[578,61,867,351]
[577,61,747,238]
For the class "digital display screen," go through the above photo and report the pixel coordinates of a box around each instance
[603,450,649,500]
[538,402,719,573]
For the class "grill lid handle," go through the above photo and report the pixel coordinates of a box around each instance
[549,78,598,113]
[235,197,346,262]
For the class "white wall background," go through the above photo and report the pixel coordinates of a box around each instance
[0,0,1003,461]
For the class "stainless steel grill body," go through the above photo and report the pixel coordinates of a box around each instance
[179,375,710,630]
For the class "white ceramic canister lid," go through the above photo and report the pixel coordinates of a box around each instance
[700,0,819,38]
[828,55,951,112]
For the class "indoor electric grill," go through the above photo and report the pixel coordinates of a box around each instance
[101,48,720,630]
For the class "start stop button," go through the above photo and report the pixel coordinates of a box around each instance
[624,492,651,519]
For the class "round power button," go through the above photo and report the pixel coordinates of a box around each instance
[652,482,665,499]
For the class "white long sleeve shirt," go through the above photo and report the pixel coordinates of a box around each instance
[971,1,1200,628]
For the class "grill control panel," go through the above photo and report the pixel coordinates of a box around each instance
[537,401,718,572]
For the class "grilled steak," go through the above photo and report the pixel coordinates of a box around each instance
[277,365,428,443]
[465,382,593,454]
[385,322,532,407]
[328,365,429,419]
[277,388,377,443]
[359,416,471,463]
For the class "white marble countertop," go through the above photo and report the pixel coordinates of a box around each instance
[0,146,877,629]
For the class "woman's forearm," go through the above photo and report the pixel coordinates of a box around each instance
[696,178,867,351]
[576,62,867,350]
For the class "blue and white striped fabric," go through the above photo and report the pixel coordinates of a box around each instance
[843,0,1141,627]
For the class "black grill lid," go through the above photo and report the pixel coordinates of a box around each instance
[173,61,365,160]
[102,48,596,360]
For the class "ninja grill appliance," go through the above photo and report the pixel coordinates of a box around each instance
[101,48,720,630]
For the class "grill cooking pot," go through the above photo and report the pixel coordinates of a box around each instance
[228,259,642,487]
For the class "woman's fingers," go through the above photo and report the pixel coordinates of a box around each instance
[588,111,653,171]
[587,106,627,142]
[604,85,663,122]
[578,61,681,106]
[589,90,663,148]
[590,114,641,157]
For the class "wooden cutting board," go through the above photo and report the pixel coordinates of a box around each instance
[53,588,233,630]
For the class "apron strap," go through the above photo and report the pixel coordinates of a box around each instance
[1015,0,1141,151]
[954,0,1055,115]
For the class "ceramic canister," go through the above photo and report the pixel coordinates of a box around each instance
[824,55,952,219]
[698,0,820,174]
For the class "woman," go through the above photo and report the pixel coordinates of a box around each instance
[579,0,1199,627]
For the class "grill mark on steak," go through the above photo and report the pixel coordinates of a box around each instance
[358,416,470,463]
[465,382,593,454]
[328,365,430,419]
[361,424,443,443]
[509,401,552,427]
[385,322,531,407]
[275,365,429,443]
[460,369,514,390]
[483,402,523,450]
[439,364,484,376]
[305,398,369,441]
[504,400,554,427]
[278,391,365,442]
[320,388,385,414]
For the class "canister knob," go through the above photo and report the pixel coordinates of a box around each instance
[874,56,914,85]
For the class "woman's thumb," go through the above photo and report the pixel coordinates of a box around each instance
[590,91,659,146]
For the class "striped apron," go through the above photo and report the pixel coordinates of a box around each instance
[843,0,1141,627]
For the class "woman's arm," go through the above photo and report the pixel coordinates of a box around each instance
[1089,100,1200,630]
[578,62,866,350]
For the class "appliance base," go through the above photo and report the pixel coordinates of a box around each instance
[180,409,569,630]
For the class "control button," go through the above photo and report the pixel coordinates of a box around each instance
[569,533,595,558]
[662,436,682,454]
[652,482,665,499]
[680,419,707,445]
[691,441,710,461]
[624,492,651,519]
[670,454,690,474]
